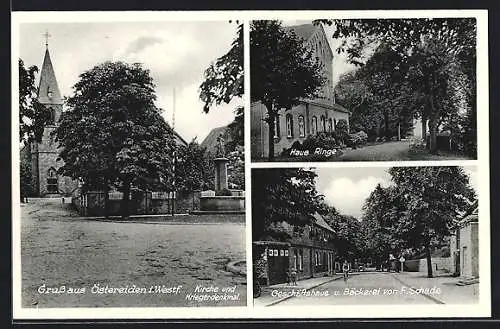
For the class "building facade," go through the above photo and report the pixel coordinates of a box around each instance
[251,23,350,159]
[253,213,338,286]
[450,201,479,278]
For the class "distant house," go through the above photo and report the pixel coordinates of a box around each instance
[450,200,479,278]
[250,23,350,159]
[253,212,337,286]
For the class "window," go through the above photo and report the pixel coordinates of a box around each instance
[334,118,337,131]
[298,249,303,270]
[47,167,58,193]
[273,115,280,138]
[294,249,298,270]
[286,114,293,138]
[320,116,326,132]
[328,119,333,132]
[47,107,55,125]
[311,116,318,135]
[298,115,305,137]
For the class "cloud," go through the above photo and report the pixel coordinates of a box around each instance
[124,36,163,56]
[322,176,390,218]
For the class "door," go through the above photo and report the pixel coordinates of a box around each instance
[462,246,468,277]
[267,247,289,285]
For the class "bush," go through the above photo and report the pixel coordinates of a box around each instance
[345,131,368,148]
[302,132,339,150]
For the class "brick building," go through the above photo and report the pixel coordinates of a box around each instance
[250,23,350,159]
[253,213,338,286]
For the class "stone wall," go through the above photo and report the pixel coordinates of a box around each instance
[72,190,199,216]
[404,257,454,273]
[199,196,244,211]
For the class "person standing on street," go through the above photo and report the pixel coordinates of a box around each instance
[342,260,350,282]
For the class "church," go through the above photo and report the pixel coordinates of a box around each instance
[20,44,78,197]
[250,23,350,159]
[20,40,188,198]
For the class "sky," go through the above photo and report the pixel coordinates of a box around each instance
[18,21,242,143]
[315,166,478,219]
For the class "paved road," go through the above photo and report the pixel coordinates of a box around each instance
[274,273,436,306]
[339,141,411,161]
[20,204,246,308]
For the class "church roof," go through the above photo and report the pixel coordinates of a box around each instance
[200,125,230,152]
[37,48,63,105]
[283,24,317,42]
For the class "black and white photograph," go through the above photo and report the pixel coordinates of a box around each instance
[252,166,482,307]
[250,18,478,162]
[14,16,246,311]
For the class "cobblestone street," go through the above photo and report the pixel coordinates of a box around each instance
[21,202,246,308]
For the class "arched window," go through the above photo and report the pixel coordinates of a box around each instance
[47,106,56,125]
[286,114,294,138]
[298,115,305,137]
[294,249,298,270]
[273,115,280,138]
[47,167,58,193]
[320,116,326,132]
[328,118,333,132]
[311,116,318,135]
[298,249,303,270]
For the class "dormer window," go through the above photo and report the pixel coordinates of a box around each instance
[47,86,53,98]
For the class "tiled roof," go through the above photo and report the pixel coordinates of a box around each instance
[283,24,318,42]
[37,48,63,105]
[313,212,335,233]
[200,125,229,151]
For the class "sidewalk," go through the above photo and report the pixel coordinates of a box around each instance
[254,274,347,307]
[391,271,479,304]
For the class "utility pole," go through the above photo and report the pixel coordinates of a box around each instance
[171,87,176,216]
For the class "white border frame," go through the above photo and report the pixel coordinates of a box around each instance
[12,9,490,319]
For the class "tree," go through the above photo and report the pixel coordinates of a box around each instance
[227,144,245,190]
[19,59,51,143]
[361,184,404,266]
[175,139,214,194]
[252,168,322,241]
[251,20,326,159]
[55,61,176,219]
[20,159,33,202]
[225,106,244,151]
[199,23,243,113]
[388,167,476,277]
[318,18,476,154]
[323,211,364,261]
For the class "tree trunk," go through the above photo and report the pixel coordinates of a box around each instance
[384,111,390,139]
[397,122,401,141]
[429,117,439,155]
[425,242,433,278]
[266,102,275,161]
[421,116,427,141]
[104,182,110,219]
[121,180,131,220]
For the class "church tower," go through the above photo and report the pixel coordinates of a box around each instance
[30,37,76,197]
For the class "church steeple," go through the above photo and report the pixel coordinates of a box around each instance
[37,45,63,105]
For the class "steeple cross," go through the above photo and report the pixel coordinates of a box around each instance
[43,30,51,49]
